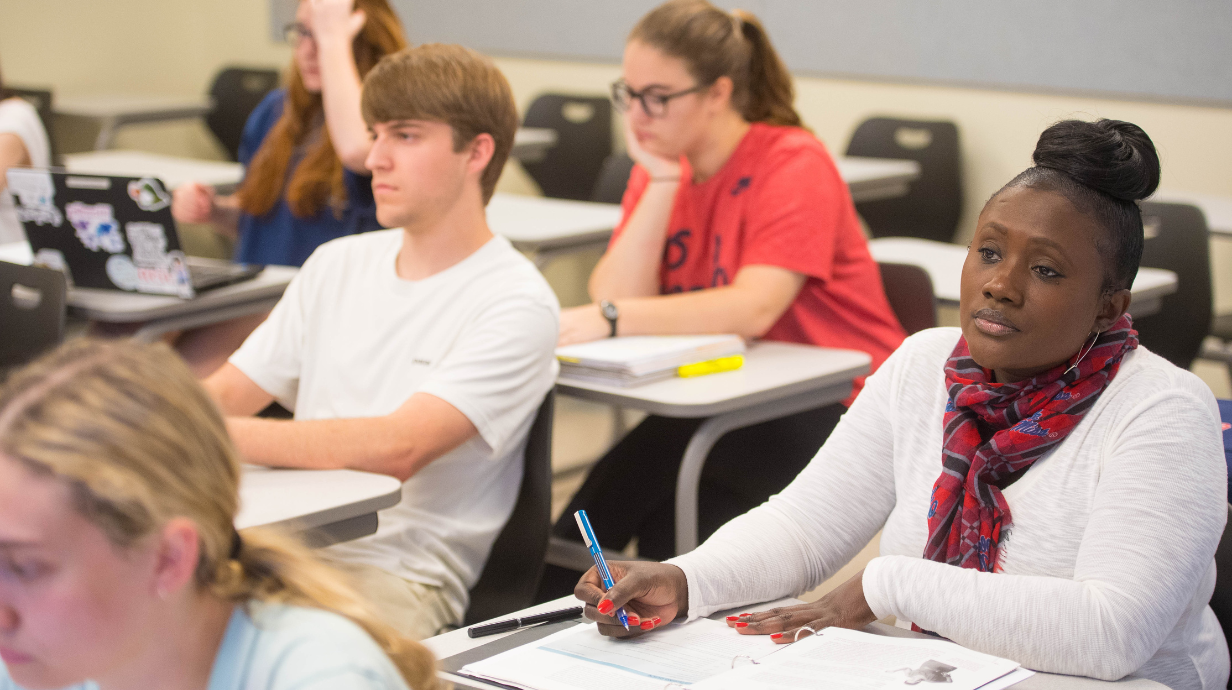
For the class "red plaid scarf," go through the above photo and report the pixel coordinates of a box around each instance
[923,314,1138,573]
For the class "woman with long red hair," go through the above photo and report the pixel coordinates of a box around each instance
[172,0,406,268]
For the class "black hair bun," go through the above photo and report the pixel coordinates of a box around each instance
[1032,119,1160,202]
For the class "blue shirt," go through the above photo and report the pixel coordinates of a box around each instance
[0,603,411,690]
[235,90,382,267]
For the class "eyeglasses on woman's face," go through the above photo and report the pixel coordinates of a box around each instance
[283,22,314,46]
[610,79,710,118]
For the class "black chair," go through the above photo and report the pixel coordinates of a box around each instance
[1131,201,1211,370]
[845,117,962,243]
[590,152,635,204]
[0,261,66,374]
[205,67,281,161]
[464,393,556,625]
[7,86,57,164]
[521,94,612,201]
[878,262,936,335]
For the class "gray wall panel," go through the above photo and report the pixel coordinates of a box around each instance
[391,0,1232,105]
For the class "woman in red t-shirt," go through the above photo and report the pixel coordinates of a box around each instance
[545,0,906,592]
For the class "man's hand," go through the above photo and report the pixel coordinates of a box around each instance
[575,561,689,639]
[726,569,876,643]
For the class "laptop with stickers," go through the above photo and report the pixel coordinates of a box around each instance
[5,168,262,299]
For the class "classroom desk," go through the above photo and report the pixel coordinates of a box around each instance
[1151,189,1232,237]
[553,341,871,561]
[64,150,245,191]
[868,237,1178,318]
[236,465,402,547]
[427,596,1168,690]
[0,240,296,341]
[486,193,623,268]
[54,94,215,151]
[837,156,922,203]
[513,126,558,163]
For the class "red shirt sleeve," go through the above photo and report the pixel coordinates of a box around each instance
[739,143,852,284]
[607,163,650,247]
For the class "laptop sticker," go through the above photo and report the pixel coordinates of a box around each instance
[66,202,126,253]
[122,222,193,297]
[127,178,171,212]
[105,254,140,291]
[7,170,63,227]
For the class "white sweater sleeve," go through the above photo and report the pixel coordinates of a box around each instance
[667,337,905,619]
[862,388,1227,680]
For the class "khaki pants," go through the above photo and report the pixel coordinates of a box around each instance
[334,562,459,641]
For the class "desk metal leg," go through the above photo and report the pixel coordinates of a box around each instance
[673,382,853,555]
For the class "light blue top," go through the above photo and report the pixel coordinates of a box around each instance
[0,602,410,690]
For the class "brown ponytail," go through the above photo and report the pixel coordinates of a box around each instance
[0,339,438,690]
[629,0,802,128]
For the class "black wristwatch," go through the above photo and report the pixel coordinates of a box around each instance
[599,300,619,338]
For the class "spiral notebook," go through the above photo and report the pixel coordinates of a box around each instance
[458,619,1030,690]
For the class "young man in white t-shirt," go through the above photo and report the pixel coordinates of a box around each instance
[203,44,560,639]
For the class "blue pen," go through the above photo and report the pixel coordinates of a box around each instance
[574,509,630,631]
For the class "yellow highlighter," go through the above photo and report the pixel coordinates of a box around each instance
[677,354,744,378]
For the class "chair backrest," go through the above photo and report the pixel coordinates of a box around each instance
[845,117,962,243]
[877,262,936,335]
[0,261,66,373]
[590,152,635,204]
[464,392,555,625]
[205,67,281,161]
[521,94,612,201]
[1133,201,1211,370]
[6,86,57,163]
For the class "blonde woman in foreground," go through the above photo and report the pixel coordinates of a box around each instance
[0,339,437,690]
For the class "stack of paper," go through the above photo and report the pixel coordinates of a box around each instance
[459,620,1031,690]
[556,335,746,387]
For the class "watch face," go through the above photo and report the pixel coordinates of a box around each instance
[601,302,618,320]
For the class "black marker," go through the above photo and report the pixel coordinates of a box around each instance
[467,606,584,638]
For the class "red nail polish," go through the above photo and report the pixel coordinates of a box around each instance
[597,600,613,614]
[770,633,783,639]
[726,616,739,621]
[735,621,748,628]
[653,617,661,624]
[739,612,751,617]
[627,615,640,625]
[641,620,654,630]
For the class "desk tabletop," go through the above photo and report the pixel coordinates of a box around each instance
[65,264,297,322]
[53,94,213,119]
[836,156,921,202]
[487,193,623,251]
[557,341,870,417]
[0,241,32,265]
[235,465,402,533]
[1151,189,1232,237]
[63,150,245,190]
[514,127,558,148]
[428,596,1167,690]
[868,237,1178,306]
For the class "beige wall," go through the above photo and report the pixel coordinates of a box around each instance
[4,0,1231,311]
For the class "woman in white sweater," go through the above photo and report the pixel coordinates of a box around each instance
[576,119,1230,690]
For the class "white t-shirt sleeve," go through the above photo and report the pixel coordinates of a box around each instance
[0,98,51,168]
[861,387,1226,680]
[228,257,314,407]
[417,293,560,454]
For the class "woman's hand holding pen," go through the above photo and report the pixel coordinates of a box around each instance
[727,569,876,644]
[575,561,689,638]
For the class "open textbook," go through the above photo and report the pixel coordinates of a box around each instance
[460,619,1032,690]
